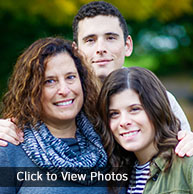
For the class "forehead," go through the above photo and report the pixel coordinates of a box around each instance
[110,89,141,107]
[45,53,77,74]
[77,15,124,39]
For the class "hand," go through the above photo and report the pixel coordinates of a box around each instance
[0,118,24,146]
[175,130,193,157]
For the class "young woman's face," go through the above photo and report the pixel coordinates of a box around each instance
[109,88,156,163]
[40,52,84,126]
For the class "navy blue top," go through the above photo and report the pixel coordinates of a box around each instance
[61,138,81,156]
[0,140,126,194]
[0,140,111,194]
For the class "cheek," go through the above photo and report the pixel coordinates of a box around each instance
[111,48,126,66]
[40,89,46,102]
[136,112,149,123]
[143,116,152,128]
[140,114,155,135]
[75,84,84,104]
[80,46,93,60]
[41,90,49,107]
[109,120,119,134]
[41,89,52,102]
[111,43,125,54]
[78,91,84,106]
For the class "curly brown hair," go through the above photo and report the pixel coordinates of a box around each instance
[1,37,100,129]
[97,67,181,172]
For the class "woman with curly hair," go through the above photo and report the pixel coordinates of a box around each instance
[97,67,193,193]
[0,37,108,193]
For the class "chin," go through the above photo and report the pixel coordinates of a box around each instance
[57,114,77,121]
[98,75,107,82]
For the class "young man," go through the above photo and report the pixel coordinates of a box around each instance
[72,1,191,128]
[72,1,192,157]
[0,1,192,156]
[72,1,132,82]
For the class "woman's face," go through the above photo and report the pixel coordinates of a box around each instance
[109,88,156,163]
[40,52,84,126]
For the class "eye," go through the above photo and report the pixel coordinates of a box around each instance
[109,111,119,118]
[66,74,77,83]
[87,38,94,42]
[132,107,140,111]
[44,79,55,85]
[107,36,116,40]
[130,106,142,113]
[66,75,76,80]
[84,36,96,44]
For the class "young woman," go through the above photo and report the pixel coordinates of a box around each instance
[97,67,193,193]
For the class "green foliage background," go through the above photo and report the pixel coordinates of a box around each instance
[0,0,193,99]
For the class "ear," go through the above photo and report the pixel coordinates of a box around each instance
[72,41,78,51]
[125,35,133,57]
[72,41,87,64]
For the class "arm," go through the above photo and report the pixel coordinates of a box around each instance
[0,118,23,146]
[166,91,193,157]
[167,91,191,131]
[175,130,193,157]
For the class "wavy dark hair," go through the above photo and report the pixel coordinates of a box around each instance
[1,37,100,129]
[97,67,181,173]
[72,1,129,44]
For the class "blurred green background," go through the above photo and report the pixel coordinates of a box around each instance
[0,0,193,128]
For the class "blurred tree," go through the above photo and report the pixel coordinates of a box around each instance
[0,0,193,98]
[111,0,193,21]
[1,0,193,25]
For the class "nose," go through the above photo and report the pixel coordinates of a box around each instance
[120,114,132,128]
[57,81,70,96]
[96,50,107,55]
[96,39,107,55]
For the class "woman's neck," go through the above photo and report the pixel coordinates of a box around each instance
[44,119,77,138]
[134,145,158,165]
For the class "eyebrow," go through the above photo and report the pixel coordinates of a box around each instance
[82,34,95,42]
[105,32,119,37]
[109,103,142,110]
[82,32,119,42]
[45,71,77,78]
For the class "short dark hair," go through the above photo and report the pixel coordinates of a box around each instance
[72,1,129,44]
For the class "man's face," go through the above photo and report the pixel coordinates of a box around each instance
[76,15,133,81]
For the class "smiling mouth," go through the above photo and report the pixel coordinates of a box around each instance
[93,59,113,65]
[120,130,140,137]
[54,99,74,106]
